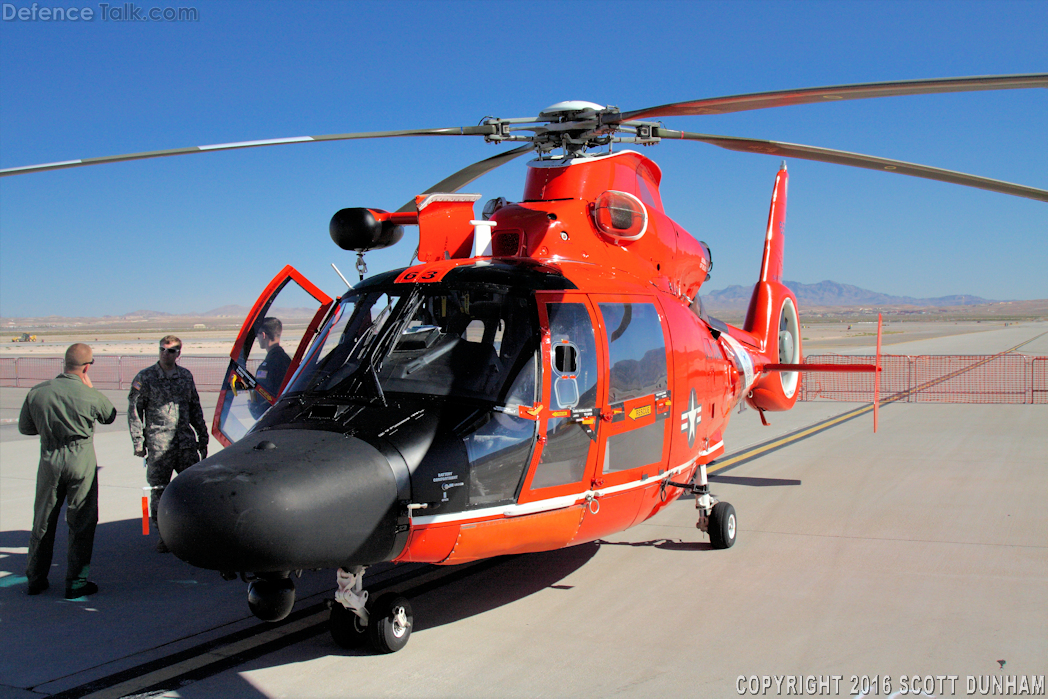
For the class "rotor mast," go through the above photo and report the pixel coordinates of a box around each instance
[481,101,662,157]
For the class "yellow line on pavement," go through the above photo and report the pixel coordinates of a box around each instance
[708,405,872,474]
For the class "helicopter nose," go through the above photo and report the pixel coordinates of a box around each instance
[158,430,402,572]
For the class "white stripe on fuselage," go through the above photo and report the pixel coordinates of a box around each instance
[410,442,724,526]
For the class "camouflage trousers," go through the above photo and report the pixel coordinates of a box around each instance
[147,445,202,526]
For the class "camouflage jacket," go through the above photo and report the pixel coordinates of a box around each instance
[128,363,208,454]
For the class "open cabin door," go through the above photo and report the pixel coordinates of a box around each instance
[213,265,333,447]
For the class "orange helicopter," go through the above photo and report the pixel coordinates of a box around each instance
[3,74,1046,654]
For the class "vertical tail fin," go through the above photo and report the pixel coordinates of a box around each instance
[739,163,802,412]
[759,161,788,284]
[744,162,791,342]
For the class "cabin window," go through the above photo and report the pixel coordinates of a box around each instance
[464,350,538,507]
[531,302,598,489]
[598,301,669,474]
[598,302,668,403]
[554,343,578,374]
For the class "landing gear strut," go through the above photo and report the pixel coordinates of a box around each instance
[330,566,414,653]
[668,463,737,549]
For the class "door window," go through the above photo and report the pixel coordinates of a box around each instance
[599,302,668,403]
[530,302,598,490]
[215,267,332,445]
[597,301,669,474]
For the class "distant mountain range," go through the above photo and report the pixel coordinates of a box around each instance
[118,283,995,318]
[702,280,994,311]
[105,305,316,319]
[0,284,1010,323]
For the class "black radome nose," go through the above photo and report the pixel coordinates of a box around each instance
[158,430,400,572]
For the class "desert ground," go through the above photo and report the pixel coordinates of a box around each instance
[2,316,1044,360]
[1,319,1044,699]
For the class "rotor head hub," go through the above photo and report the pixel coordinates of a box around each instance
[538,101,606,121]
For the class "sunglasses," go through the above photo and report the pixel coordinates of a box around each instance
[160,347,181,354]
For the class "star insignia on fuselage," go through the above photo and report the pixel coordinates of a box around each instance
[680,388,701,449]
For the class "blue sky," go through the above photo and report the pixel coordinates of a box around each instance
[1,0,1045,317]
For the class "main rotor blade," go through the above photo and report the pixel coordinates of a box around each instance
[620,74,1048,121]
[0,125,498,177]
[394,145,535,213]
[659,129,1048,202]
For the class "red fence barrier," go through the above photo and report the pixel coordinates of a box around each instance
[0,356,259,392]
[2,354,1046,404]
[1033,357,1047,405]
[800,354,1048,404]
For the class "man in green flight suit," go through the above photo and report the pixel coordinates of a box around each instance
[20,343,117,599]
[128,335,208,552]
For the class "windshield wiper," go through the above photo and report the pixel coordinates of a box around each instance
[329,289,425,405]
[343,355,386,406]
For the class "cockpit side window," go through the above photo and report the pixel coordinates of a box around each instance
[284,284,536,405]
[381,288,536,402]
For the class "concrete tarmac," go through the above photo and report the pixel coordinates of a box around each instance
[828,320,1048,356]
[1,327,1045,698]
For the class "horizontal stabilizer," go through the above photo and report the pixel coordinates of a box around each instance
[763,363,880,373]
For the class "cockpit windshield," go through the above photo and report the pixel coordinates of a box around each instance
[285,282,540,405]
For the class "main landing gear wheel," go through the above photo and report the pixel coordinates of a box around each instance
[366,592,414,654]
[708,501,737,549]
[329,602,368,649]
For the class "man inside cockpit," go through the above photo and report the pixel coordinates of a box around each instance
[250,317,292,418]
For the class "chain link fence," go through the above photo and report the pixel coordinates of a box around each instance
[3,354,1045,404]
[0,356,259,392]
[800,353,1048,404]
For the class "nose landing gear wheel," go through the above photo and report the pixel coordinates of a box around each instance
[330,602,368,649]
[367,592,414,654]
[708,501,737,549]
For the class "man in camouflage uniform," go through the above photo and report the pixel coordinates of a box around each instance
[20,343,117,599]
[128,335,209,552]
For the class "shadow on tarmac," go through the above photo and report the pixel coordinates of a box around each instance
[1,523,603,694]
[66,545,603,697]
[406,543,600,635]
[0,516,335,695]
[119,545,605,698]
[596,538,713,552]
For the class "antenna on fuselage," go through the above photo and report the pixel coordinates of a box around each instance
[331,263,352,290]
